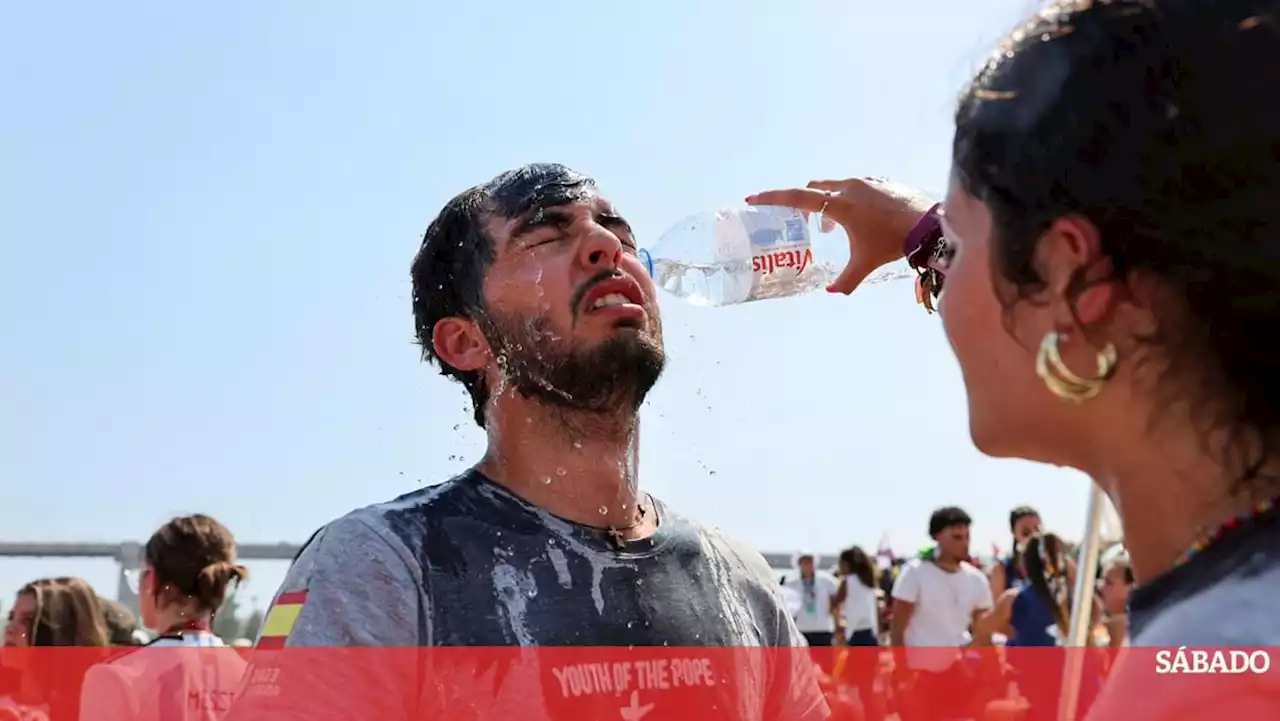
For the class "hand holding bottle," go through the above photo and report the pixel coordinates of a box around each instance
[745,178,935,295]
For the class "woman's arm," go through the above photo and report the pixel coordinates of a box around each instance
[831,578,847,643]
[988,562,1008,603]
[978,588,1018,641]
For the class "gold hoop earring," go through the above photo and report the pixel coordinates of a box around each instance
[1035,331,1117,403]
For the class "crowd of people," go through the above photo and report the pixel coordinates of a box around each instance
[1,503,1132,721]
[6,0,1280,719]
[777,505,1136,721]
[1,514,252,720]
[0,500,1139,721]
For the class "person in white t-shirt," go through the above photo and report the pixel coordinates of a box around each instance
[889,507,993,721]
[782,552,840,672]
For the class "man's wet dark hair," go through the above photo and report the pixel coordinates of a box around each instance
[953,0,1280,491]
[928,506,972,537]
[410,163,597,427]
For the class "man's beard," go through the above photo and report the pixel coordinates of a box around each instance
[480,309,665,418]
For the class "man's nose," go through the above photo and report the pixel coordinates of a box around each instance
[577,223,624,270]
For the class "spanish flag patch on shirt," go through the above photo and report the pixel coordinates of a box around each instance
[257,590,307,649]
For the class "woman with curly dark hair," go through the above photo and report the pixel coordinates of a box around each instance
[749,1,1280,717]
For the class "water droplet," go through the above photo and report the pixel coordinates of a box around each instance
[542,476,552,485]
[452,424,460,431]
[556,468,567,476]
[573,440,582,449]
[598,506,608,515]
[626,621,634,629]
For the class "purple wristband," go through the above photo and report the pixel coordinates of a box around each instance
[903,203,943,269]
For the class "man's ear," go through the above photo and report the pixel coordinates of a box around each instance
[432,317,489,371]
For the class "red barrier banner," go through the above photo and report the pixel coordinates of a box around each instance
[0,646,1277,721]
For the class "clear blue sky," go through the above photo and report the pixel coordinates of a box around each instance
[0,0,1097,614]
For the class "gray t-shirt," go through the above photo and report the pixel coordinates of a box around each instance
[230,471,827,721]
[1085,508,1280,721]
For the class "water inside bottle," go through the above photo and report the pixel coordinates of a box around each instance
[646,256,753,307]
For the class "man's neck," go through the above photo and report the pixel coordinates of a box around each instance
[477,398,647,532]
[933,555,961,572]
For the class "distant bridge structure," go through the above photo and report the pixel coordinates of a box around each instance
[0,542,833,613]
[0,542,302,613]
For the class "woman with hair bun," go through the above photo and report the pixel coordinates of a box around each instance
[130,514,249,646]
[79,515,249,721]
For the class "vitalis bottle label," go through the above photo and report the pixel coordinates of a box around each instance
[741,209,825,302]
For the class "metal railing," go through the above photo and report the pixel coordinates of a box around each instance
[0,542,835,612]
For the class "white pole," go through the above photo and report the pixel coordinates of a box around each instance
[1058,482,1107,721]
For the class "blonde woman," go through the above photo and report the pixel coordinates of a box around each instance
[2,577,110,720]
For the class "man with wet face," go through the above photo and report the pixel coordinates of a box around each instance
[462,175,666,432]
[232,164,826,721]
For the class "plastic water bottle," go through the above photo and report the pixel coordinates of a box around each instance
[639,205,911,307]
